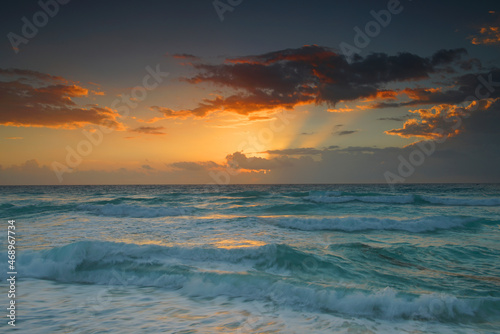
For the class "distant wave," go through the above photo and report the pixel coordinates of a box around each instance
[305,194,415,204]
[0,202,74,216]
[77,204,192,218]
[224,190,271,198]
[261,215,478,232]
[305,193,500,206]
[420,195,500,206]
[308,190,343,197]
[15,241,497,321]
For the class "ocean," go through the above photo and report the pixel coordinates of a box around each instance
[0,184,499,333]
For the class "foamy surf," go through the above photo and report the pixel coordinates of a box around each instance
[2,184,499,333]
[14,241,499,322]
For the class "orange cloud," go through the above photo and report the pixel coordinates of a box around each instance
[151,94,313,119]
[327,107,355,113]
[470,26,500,45]
[362,90,400,102]
[385,99,497,139]
[403,87,443,101]
[327,104,376,112]
[248,115,272,121]
[0,69,123,129]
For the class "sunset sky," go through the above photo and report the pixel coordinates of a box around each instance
[1,0,499,184]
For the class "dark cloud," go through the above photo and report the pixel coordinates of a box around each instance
[172,53,201,61]
[0,69,123,129]
[0,68,67,83]
[265,147,324,155]
[170,161,221,171]
[335,130,358,136]
[367,69,500,109]
[153,46,470,118]
[226,152,293,170]
[430,48,468,66]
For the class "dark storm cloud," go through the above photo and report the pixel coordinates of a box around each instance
[367,69,500,109]
[153,46,470,118]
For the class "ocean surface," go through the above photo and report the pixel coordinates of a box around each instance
[0,184,499,333]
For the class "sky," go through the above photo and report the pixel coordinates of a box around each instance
[0,0,499,185]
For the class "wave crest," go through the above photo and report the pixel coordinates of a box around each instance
[262,215,477,232]
[77,204,191,217]
[14,241,496,322]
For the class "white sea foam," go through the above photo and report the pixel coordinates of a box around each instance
[16,241,286,281]
[15,241,493,321]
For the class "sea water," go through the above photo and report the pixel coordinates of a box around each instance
[0,184,499,333]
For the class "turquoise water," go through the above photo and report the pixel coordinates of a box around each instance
[0,184,499,333]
